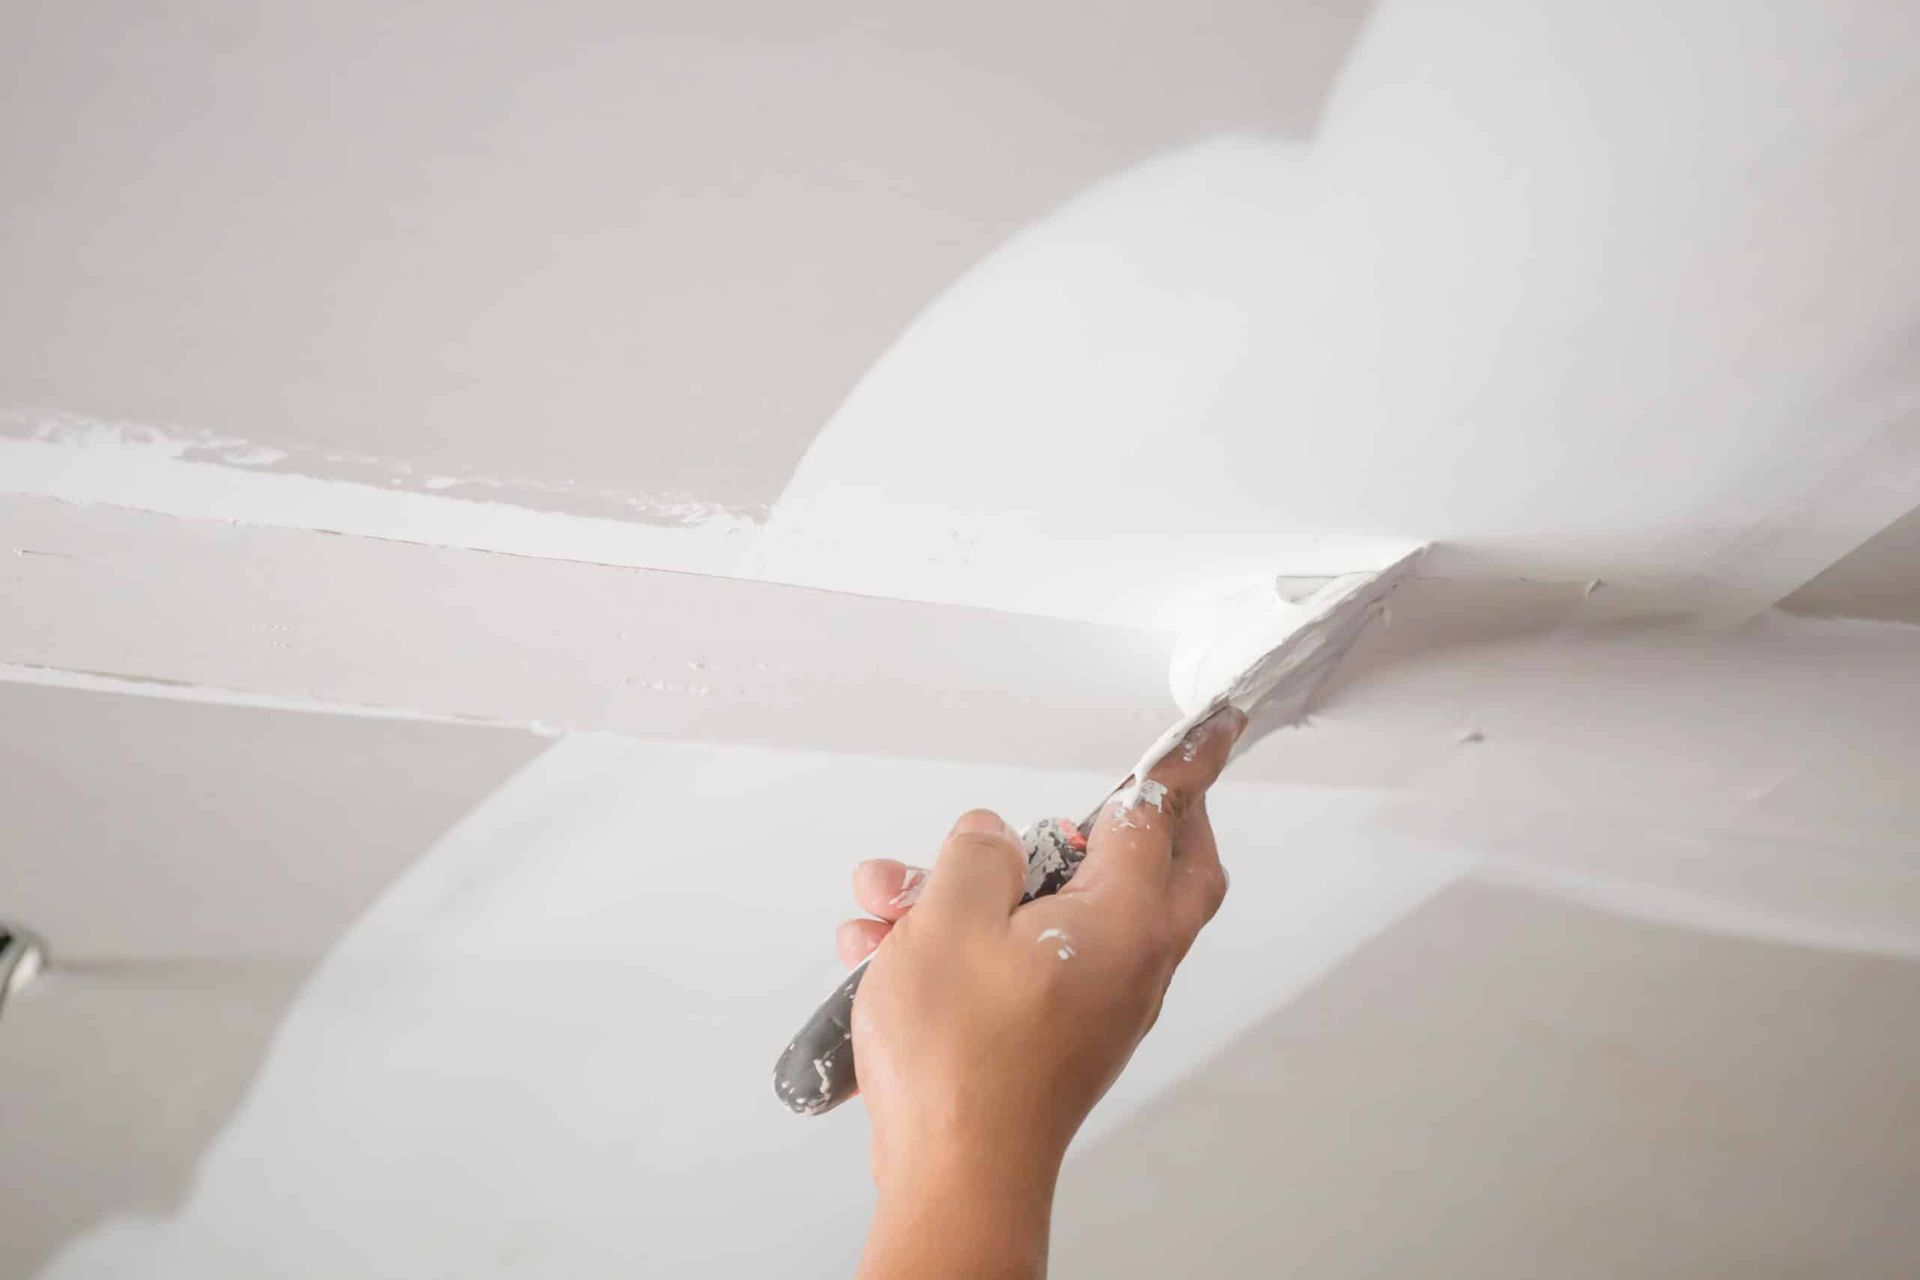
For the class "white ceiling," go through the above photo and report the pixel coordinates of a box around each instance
[0,684,542,1278]
[3,0,1919,1275]
[0,0,1366,519]
[1058,880,1920,1277]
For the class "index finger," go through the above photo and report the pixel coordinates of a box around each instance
[1068,705,1244,899]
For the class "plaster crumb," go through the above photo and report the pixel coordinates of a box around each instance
[685,659,707,671]
[1584,578,1604,598]
[222,446,289,467]
[1457,727,1486,744]
[1037,928,1069,943]
[623,677,712,695]
[1137,779,1168,810]
[1056,946,1074,960]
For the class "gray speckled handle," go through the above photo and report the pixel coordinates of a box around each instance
[771,818,1088,1116]
[771,960,868,1115]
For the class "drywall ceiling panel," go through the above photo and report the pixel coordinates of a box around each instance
[23,725,1914,1279]
[3,961,312,1280]
[1385,612,1920,841]
[0,681,543,1278]
[0,493,1175,774]
[755,0,1920,626]
[0,0,1370,520]
[1408,807,1920,960]
[1242,599,1920,851]
[7,1,1915,636]
[1780,501,1920,625]
[0,680,545,959]
[1055,879,1920,1278]
[30,734,1472,1279]
[10,491,1916,823]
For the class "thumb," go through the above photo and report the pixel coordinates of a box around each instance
[915,808,1027,929]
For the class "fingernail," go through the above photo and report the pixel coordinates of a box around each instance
[888,866,928,908]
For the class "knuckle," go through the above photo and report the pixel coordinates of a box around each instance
[949,808,1017,845]
[943,810,1019,858]
[1199,865,1229,918]
[943,831,1016,861]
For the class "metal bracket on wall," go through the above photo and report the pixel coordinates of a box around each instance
[0,923,47,1019]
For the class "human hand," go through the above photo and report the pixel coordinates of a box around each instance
[844,707,1245,1279]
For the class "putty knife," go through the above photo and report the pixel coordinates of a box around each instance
[771,547,1423,1115]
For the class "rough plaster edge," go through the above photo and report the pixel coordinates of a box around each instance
[0,661,564,737]
[0,409,764,527]
[0,431,753,581]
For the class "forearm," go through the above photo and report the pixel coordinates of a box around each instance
[857,1151,1060,1280]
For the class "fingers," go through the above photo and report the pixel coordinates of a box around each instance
[852,859,929,922]
[915,808,1028,928]
[837,917,890,968]
[1073,705,1244,900]
[839,860,928,969]
[1165,796,1229,956]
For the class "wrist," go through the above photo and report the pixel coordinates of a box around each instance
[861,1142,1061,1280]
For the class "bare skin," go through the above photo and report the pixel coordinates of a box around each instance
[838,707,1246,1280]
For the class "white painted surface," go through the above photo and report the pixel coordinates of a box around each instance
[0,494,1173,773]
[760,0,1920,626]
[0,0,1366,519]
[0,683,546,961]
[2,1,1918,1273]
[0,420,750,583]
[8,2,1917,632]
[0,684,545,1278]
[1057,881,1920,1278]
[32,736,1472,1278]
[23,684,1918,1276]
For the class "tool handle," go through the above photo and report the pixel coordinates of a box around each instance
[771,817,1089,1115]
[771,960,868,1115]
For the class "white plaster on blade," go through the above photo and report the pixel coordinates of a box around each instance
[1112,548,1422,809]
